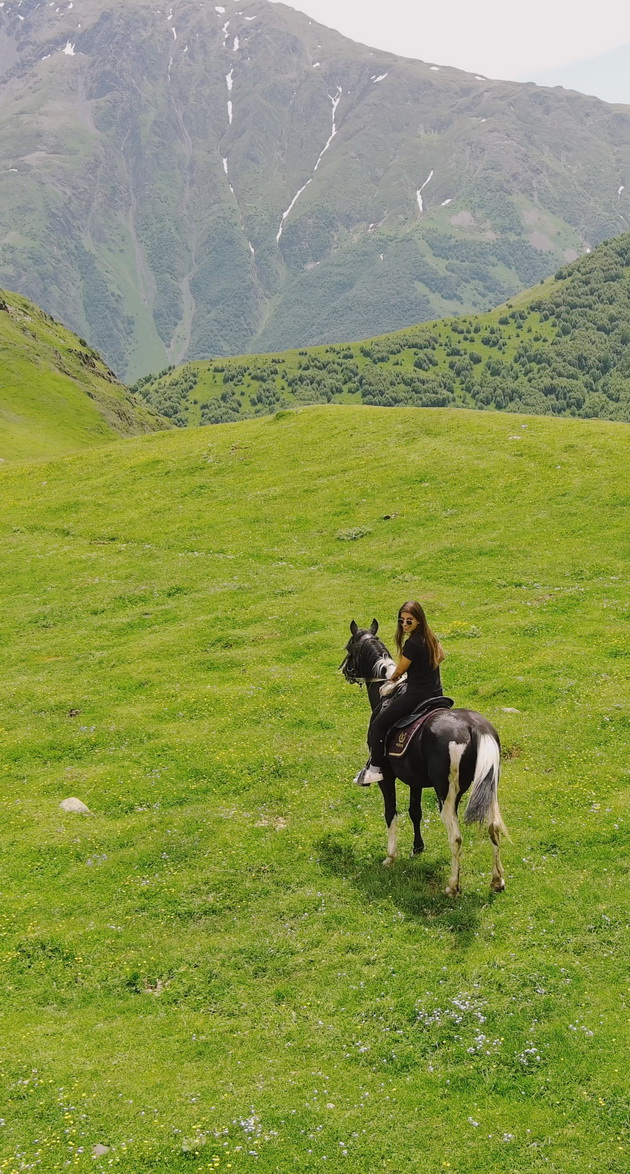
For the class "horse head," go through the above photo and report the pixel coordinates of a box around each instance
[340,619,394,685]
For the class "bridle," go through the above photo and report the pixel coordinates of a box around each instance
[339,632,391,687]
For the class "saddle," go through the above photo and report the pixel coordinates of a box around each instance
[387,696,454,758]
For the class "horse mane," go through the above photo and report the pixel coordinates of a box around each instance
[354,632,395,679]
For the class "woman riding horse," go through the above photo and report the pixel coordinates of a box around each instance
[342,616,508,894]
[355,600,445,786]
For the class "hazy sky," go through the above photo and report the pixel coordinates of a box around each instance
[272,0,630,81]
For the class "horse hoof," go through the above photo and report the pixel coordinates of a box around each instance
[491,878,506,893]
[382,855,396,868]
[445,884,460,898]
[411,845,424,857]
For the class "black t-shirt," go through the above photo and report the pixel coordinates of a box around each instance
[402,632,442,697]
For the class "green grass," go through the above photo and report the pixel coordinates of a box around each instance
[0,406,628,1173]
[0,288,167,462]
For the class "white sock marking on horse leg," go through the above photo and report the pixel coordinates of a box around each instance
[489,800,506,891]
[441,741,466,895]
[383,814,398,865]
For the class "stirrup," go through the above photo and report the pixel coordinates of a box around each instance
[354,764,383,786]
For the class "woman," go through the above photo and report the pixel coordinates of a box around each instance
[357,601,445,785]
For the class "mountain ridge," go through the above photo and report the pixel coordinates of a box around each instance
[134,231,630,426]
[528,43,630,107]
[1,0,630,377]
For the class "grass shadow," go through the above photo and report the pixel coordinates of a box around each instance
[316,834,487,946]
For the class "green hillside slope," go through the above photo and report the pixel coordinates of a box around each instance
[2,0,630,377]
[0,288,168,461]
[0,406,627,1172]
[136,231,630,425]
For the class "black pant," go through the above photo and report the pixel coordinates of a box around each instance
[368,691,430,768]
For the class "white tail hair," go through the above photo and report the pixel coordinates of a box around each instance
[465,733,508,836]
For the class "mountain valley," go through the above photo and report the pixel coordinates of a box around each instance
[2,0,630,379]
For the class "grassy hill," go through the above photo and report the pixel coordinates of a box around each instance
[2,0,630,377]
[0,405,627,1172]
[0,288,167,462]
[135,232,630,426]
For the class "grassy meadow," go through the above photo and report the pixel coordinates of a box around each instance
[0,405,628,1173]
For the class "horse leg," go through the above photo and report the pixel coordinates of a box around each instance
[439,741,467,897]
[409,787,424,856]
[379,775,398,866]
[489,802,506,892]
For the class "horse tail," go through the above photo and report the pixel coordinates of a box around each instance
[464,732,509,837]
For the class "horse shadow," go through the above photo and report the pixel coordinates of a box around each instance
[316,834,492,946]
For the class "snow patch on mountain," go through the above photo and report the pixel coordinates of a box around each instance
[416,169,434,213]
[276,87,343,242]
[314,87,342,171]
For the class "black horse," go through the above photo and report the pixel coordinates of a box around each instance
[341,620,508,896]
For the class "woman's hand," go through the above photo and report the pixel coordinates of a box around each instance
[379,680,400,699]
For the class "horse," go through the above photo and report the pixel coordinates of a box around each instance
[340,620,508,896]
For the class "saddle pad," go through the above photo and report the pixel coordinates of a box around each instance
[387,710,436,758]
[384,699,455,756]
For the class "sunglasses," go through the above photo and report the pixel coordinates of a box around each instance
[401,617,415,626]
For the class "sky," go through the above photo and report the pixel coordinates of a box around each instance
[271,0,630,83]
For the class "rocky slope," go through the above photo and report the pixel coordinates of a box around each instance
[1,0,630,378]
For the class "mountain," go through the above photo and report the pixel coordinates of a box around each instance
[529,44,630,107]
[135,231,630,424]
[0,286,167,461]
[1,0,630,380]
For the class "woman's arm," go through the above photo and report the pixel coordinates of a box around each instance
[389,655,411,682]
[436,642,445,666]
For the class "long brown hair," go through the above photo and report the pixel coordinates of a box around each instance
[395,600,441,668]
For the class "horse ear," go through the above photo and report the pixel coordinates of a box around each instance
[370,618,379,635]
[350,620,358,636]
